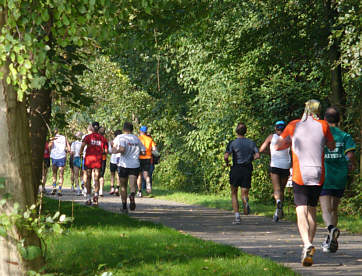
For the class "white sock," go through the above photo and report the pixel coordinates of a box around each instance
[235,212,240,218]
[304,242,313,248]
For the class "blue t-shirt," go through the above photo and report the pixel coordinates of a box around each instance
[226,138,258,166]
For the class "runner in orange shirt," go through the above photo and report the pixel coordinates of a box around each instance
[137,126,158,196]
[275,99,335,266]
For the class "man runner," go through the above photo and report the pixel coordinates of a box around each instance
[98,126,108,197]
[49,128,71,196]
[80,122,108,206]
[113,122,145,213]
[275,99,335,266]
[109,130,122,196]
[320,107,356,253]
[224,122,259,225]
[137,125,158,196]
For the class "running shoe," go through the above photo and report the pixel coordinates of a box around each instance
[42,187,48,195]
[301,245,315,266]
[273,209,279,222]
[85,199,92,206]
[276,201,283,219]
[328,227,340,253]
[129,195,136,211]
[93,195,99,206]
[109,187,115,195]
[322,235,330,253]
[57,191,62,196]
[51,188,56,195]
[120,207,128,214]
[232,217,241,225]
[146,183,152,194]
[115,189,120,196]
[76,190,81,196]
[137,191,142,198]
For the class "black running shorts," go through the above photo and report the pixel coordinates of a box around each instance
[100,160,107,177]
[229,164,252,189]
[118,166,140,178]
[269,167,290,176]
[293,182,322,207]
[109,162,118,173]
[140,159,151,172]
[320,188,344,198]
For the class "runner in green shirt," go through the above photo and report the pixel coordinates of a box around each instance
[320,107,356,253]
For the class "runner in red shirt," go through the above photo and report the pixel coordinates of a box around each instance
[80,122,108,206]
[41,141,51,194]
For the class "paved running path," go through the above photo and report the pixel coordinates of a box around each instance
[48,188,362,276]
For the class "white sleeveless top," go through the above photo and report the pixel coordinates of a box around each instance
[270,134,291,169]
[50,134,67,159]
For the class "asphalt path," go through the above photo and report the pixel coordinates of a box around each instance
[47,187,362,276]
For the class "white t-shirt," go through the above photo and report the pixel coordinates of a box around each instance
[113,134,145,168]
[109,140,120,164]
[50,134,67,159]
[270,134,291,169]
[71,140,82,157]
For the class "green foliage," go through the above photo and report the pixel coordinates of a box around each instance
[0,193,71,264]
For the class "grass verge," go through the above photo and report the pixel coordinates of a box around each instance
[42,197,297,276]
[150,187,361,234]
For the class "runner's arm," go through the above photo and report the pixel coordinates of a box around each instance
[275,136,291,151]
[259,134,272,154]
[66,139,71,153]
[79,141,86,157]
[224,152,230,166]
[346,151,356,171]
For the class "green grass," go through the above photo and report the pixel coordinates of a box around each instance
[42,197,297,276]
[150,187,362,234]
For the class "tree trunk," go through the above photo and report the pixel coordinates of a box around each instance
[0,11,44,275]
[28,89,52,199]
[325,0,346,120]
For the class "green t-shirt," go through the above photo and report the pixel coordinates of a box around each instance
[323,126,355,190]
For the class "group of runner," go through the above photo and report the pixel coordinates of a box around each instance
[42,121,158,211]
[42,99,355,268]
[225,100,355,266]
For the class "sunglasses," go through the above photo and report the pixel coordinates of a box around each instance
[275,125,285,131]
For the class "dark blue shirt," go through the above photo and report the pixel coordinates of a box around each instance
[226,138,258,166]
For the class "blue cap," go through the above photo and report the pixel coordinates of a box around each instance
[275,120,286,126]
[140,126,148,133]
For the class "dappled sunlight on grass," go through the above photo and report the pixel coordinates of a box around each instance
[42,198,296,276]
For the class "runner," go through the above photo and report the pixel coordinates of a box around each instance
[49,128,71,196]
[113,122,145,213]
[259,121,291,222]
[98,126,108,197]
[141,132,160,192]
[41,140,51,194]
[79,122,108,206]
[71,131,84,196]
[81,125,93,196]
[69,136,75,191]
[224,122,260,225]
[320,107,356,253]
[137,126,158,196]
[109,130,122,196]
[275,99,335,266]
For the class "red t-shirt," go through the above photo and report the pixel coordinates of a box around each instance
[83,133,108,168]
[44,142,50,158]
